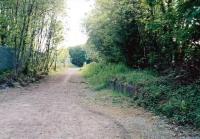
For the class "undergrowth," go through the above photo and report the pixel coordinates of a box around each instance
[0,70,13,84]
[82,62,200,129]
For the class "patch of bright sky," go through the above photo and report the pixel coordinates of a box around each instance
[64,0,95,47]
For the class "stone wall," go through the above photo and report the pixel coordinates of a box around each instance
[109,79,138,96]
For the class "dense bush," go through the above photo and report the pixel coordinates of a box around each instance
[85,0,200,81]
[82,63,200,128]
[69,46,87,67]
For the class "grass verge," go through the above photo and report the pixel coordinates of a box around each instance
[81,62,200,129]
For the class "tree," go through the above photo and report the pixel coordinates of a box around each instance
[84,0,200,81]
[69,46,87,67]
[0,0,65,76]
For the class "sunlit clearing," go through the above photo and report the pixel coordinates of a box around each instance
[65,0,94,47]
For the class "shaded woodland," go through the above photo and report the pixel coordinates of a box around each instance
[0,0,65,77]
[85,0,200,83]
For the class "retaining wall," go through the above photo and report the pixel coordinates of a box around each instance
[109,79,139,96]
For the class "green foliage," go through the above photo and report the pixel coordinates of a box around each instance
[82,63,129,90]
[83,0,200,128]
[84,0,140,64]
[82,62,156,88]
[82,63,200,128]
[69,46,87,67]
[83,43,103,63]
[0,70,12,84]
[57,48,69,67]
[0,0,65,76]
[85,0,200,79]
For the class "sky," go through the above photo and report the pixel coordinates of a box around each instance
[64,0,94,47]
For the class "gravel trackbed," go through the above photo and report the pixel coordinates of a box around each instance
[0,68,198,139]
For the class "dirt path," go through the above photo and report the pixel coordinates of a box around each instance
[0,68,198,139]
